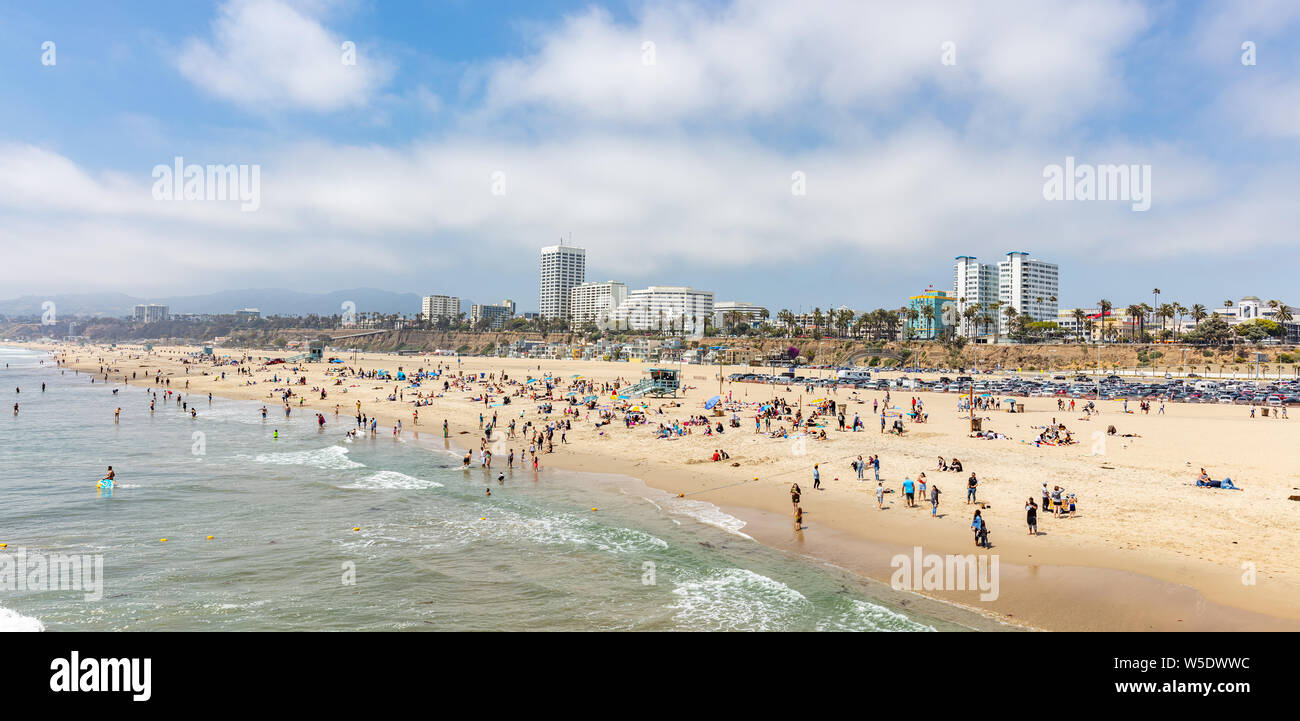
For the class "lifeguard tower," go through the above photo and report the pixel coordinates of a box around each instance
[623,367,681,398]
[308,341,325,361]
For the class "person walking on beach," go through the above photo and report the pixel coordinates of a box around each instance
[971,510,989,548]
[1041,482,1050,512]
[902,477,914,508]
[876,481,884,509]
[929,482,941,517]
[1026,498,1038,535]
[872,455,880,481]
[812,464,821,490]
[966,472,978,504]
[856,455,865,480]
[790,483,801,507]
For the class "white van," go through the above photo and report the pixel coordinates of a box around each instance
[837,368,873,381]
[1194,381,1219,392]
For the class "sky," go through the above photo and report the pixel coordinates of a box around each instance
[1,0,1298,314]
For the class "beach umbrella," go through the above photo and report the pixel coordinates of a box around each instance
[705,395,721,409]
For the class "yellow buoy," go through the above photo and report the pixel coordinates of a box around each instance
[0,543,6,548]
[678,493,684,498]
[352,527,360,532]
[591,507,598,512]
[159,538,167,542]
[480,517,486,520]
[206,535,214,540]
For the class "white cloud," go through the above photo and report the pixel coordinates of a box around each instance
[480,0,1148,130]
[176,0,392,112]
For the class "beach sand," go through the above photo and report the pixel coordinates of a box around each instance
[26,342,1300,631]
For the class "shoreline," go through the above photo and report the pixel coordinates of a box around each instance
[16,342,1300,631]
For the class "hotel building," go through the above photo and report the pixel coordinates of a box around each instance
[606,286,714,333]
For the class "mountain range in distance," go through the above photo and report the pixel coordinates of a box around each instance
[0,288,436,318]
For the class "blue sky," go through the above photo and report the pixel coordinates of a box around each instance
[2,0,1298,314]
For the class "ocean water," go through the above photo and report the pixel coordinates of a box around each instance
[0,346,958,632]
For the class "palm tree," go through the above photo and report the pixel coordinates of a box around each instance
[904,307,919,339]
[1173,303,1187,338]
[1072,308,1086,343]
[1190,303,1207,329]
[1097,299,1113,342]
[1126,303,1145,340]
[962,305,978,339]
[921,305,935,339]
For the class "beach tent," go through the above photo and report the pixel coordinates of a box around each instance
[705,395,722,410]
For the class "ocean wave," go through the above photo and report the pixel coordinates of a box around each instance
[815,599,936,632]
[341,471,444,491]
[252,445,364,470]
[431,510,668,555]
[662,496,752,540]
[0,606,45,632]
[668,568,806,631]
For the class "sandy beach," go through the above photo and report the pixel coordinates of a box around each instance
[24,342,1300,631]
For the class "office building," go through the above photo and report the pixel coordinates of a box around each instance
[470,301,514,330]
[539,244,586,321]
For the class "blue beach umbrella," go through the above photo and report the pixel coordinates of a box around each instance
[705,395,721,409]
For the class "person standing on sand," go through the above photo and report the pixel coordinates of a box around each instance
[873,455,880,481]
[1026,498,1038,535]
[1041,482,1050,512]
[856,455,865,480]
[812,464,821,490]
[930,482,941,517]
[794,505,803,531]
[966,472,978,504]
[790,483,801,507]
[876,481,884,509]
[902,477,914,507]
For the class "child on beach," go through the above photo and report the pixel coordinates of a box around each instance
[794,505,803,531]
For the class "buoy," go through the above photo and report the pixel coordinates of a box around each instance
[206,535,214,540]
[591,507,598,512]
[159,538,167,542]
[678,493,684,497]
[480,517,486,521]
[352,527,360,532]
[0,543,6,548]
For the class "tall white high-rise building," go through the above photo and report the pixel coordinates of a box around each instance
[606,286,714,333]
[539,244,586,322]
[421,294,461,322]
[952,256,998,337]
[133,304,169,323]
[569,281,628,327]
[997,252,1059,333]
